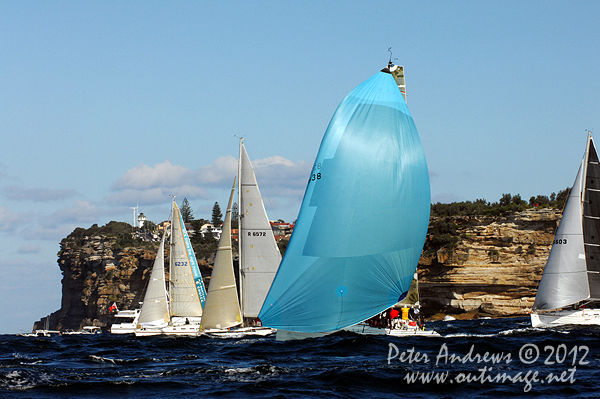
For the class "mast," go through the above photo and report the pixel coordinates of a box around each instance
[169,196,175,320]
[238,137,245,322]
[582,132,592,205]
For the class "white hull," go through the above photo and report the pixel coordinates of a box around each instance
[135,324,203,337]
[276,321,440,341]
[110,323,137,334]
[204,326,275,338]
[17,330,60,337]
[343,322,440,337]
[110,309,141,334]
[531,309,600,328]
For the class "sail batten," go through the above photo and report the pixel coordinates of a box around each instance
[258,70,430,333]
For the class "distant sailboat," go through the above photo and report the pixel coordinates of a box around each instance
[258,62,431,340]
[531,132,600,327]
[203,139,279,338]
[201,179,243,331]
[136,199,208,336]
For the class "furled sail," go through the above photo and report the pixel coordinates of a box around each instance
[137,232,169,327]
[258,68,430,333]
[238,139,282,318]
[169,200,206,317]
[201,179,242,329]
[534,133,600,310]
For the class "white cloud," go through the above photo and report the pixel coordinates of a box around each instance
[105,186,210,207]
[108,156,310,208]
[0,205,33,232]
[2,185,79,202]
[111,160,196,190]
[42,201,100,228]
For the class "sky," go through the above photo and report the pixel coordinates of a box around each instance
[1,1,599,334]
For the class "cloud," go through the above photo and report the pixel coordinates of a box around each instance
[41,200,101,228]
[105,186,210,207]
[2,185,79,202]
[112,160,196,191]
[17,244,41,254]
[107,156,311,207]
[0,206,33,232]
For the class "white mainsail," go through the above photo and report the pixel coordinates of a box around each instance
[169,200,204,317]
[238,138,282,319]
[534,133,600,310]
[137,232,169,328]
[201,179,242,329]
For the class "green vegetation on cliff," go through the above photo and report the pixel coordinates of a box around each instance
[61,221,151,250]
[426,189,569,253]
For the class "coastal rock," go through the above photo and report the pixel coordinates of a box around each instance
[419,208,559,319]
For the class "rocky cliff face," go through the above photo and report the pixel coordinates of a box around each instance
[37,208,560,330]
[418,208,559,319]
[36,234,215,331]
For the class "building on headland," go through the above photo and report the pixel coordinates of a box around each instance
[270,221,294,241]
[137,212,147,229]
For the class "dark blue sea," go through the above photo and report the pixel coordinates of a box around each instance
[1,317,598,398]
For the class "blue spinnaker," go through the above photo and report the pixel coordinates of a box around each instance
[258,70,430,333]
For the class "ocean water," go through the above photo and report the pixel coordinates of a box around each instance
[1,317,598,398]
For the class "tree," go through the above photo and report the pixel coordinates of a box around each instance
[511,194,525,205]
[212,202,223,227]
[232,202,239,229]
[499,193,512,207]
[180,198,194,222]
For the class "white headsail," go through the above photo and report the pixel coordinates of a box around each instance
[201,179,242,329]
[238,139,282,319]
[137,232,169,328]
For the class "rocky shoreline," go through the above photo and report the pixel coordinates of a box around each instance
[34,208,559,331]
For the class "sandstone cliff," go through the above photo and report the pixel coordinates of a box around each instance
[418,208,559,319]
[35,229,216,331]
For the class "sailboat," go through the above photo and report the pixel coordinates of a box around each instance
[531,132,600,328]
[135,199,208,336]
[201,179,244,334]
[342,273,439,337]
[258,61,431,340]
[203,139,280,338]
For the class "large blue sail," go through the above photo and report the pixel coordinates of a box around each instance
[258,69,430,333]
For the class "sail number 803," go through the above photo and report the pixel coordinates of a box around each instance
[554,239,567,245]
